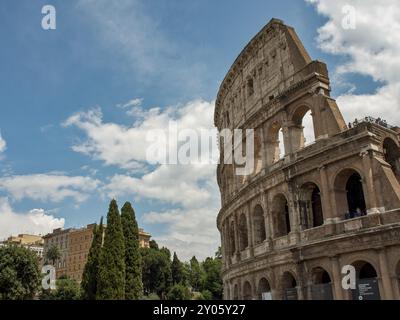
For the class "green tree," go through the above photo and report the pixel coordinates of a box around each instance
[97,199,126,300]
[202,256,223,300]
[0,246,41,300]
[141,246,172,299]
[121,201,143,299]
[81,217,104,300]
[189,256,204,291]
[166,283,192,300]
[46,245,61,266]
[171,252,184,285]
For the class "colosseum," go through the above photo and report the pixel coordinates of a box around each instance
[215,18,400,300]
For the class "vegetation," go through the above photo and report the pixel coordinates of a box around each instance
[0,246,41,300]
[121,202,143,299]
[0,200,223,301]
[45,245,61,266]
[97,199,126,299]
[167,283,192,300]
[41,276,80,300]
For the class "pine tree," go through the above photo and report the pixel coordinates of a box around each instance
[171,252,184,285]
[121,201,143,299]
[81,217,103,300]
[97,199,126,300]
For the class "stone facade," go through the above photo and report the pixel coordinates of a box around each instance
[215,18,400,300]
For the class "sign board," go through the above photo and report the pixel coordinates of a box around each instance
[352,278,381,300]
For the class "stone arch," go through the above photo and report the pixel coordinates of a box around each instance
[310,267,333,300]
[290,104,316,151]
[334,168,367,219]
[281,271,298,300]
[257,277,272,300]
[272,193,291,237]
[229,221,236,256]
[383,137,400,180]
[351,260,381,300]
[299,182,324,229]
[243,281,253,300]
[266,121,285,165]
[238,213,249,251]
[253,204,266,245]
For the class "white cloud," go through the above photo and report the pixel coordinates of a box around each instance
[117,98,143,109]
[65,100,220,259]
[308,0,400,124]
[0,197,64,240]
[0,132,6,153]
[63,100,216,170]
[0,174,101,203]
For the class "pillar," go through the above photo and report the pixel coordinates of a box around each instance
[378,248,394,299]
[330,256,344,300]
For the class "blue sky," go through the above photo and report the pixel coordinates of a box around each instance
[0,0,398,260]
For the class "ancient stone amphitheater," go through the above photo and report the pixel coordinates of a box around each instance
[215,19,400,300]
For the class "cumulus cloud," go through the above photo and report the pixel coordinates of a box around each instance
[65,100,220,259]
[0,174,101,203]
[307,0,400,124]
[0,197,64,240]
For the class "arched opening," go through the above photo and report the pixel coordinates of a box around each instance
[266,122,285,164]
[243,281,252,300]
[334,169,367,219]
[253,205,266,245]
[238,214,248,251]
[282,272,298,300]
[233,284,239,300]
[291,106,316,152]
[272,194,291,237]
[258,278,272,300]
[383,138,400,179]
[230,221,236,257]
[310,267,333,300]
[299,183,324,229]
[352,261,381,300]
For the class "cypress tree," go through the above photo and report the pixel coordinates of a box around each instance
[81,217,103,300]
[171,252,184,285]
[97,199,126,300]
[121,201,143,299]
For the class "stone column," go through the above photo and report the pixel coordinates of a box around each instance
[378,248,394,299]
[330,256,344,300]
[246,205,254,257]
[361,151,379,214]
[319,165,338,223]
[233,215,240,261]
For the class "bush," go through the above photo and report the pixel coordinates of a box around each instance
[166,284,192,300]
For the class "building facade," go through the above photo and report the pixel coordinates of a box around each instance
[43,228,72,278]
[43,224,151,282]
[67,224,96,282]
[215,19,400,300]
